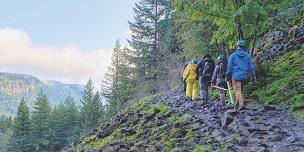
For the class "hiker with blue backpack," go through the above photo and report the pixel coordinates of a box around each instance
[226,40,256,112]
[211,55,228,106]
[196,54,215,104]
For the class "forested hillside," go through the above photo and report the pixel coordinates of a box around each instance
[70,0,304,151]
[101,0,304,120]
[0,79,106,152]
[3,0,304,151]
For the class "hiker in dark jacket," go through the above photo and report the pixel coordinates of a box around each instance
[211,55,228,105]
[226,40,256,111]
[196,54,215,104]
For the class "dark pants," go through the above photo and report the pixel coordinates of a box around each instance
[217,83,227,104]
[183,80,187,92]
[199,77,210,101]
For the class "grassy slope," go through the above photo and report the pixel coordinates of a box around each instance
[247,49,304,118]
[75,95,239,152]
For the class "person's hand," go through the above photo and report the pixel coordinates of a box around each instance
[225,76,231,82]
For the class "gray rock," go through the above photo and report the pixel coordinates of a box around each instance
[80,148,97,152]
[97,130,113,139]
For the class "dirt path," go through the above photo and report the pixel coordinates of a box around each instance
[152,91,304,152]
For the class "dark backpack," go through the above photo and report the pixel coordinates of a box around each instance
[201,60,214,78]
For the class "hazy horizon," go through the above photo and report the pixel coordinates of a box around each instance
[0,0,137,87]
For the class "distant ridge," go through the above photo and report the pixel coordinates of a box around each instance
[0,72,84,117]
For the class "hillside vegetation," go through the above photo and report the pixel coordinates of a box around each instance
[69,0,304,152]
[2,0,304,152]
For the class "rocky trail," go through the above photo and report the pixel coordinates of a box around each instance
[153,91,304,152]
[72,91,304,152]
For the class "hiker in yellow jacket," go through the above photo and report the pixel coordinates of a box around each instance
[183,59,199,100]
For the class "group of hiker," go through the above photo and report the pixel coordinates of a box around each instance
[182,40,256,112]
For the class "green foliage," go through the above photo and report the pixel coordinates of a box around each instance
[268,0,304,29]
[171,11,217,58]
[191,145,212,152]
[231,134,241,144]
[32,90,52,151]
[77,134,114,150]
[143,104,170,116]
[128,0,181,95]
[172,0,293,49]
[167,113,191,123]
[6,94,84,152]
[101,40,136,118]
[247,50,304,112]
[81,80,104,133]
[7,99,33,152]
[0,116,13,133]
[49,96,82,151]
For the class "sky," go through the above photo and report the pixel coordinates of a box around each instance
[0,0,137,87]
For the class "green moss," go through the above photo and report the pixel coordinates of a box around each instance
[191,145,212,152]
[167,113,191,123]
[143,104,170,116]
[129,94,158,111]
[294,110,304,120]
[231,134,240,144]
[75,147,80,152]
[219,142,229,152]
[83,135,114,150]
[247,50,304,113]
[82,135,96,144]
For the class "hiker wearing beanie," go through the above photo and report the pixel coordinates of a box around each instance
[183,59,199,101]
[211,55,228,106]
[226,40,256,112]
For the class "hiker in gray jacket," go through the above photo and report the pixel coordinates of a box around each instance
[211,55,228,105]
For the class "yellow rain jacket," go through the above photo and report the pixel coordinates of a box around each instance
[183,64,199,100]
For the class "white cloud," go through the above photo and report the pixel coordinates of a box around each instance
[0,28,113,85]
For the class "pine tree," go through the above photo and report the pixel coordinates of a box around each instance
[128,0,171,94]
[49,95,81,151]
[7,98,33,152]
[63,95,81,143]
[101,40,135,117]
[80,79,102,132]
[92,92,103,125]
[49,104,67,151]
[32,90,52,152]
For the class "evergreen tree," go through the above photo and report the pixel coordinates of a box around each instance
[7,98,33,152]
[92,92,103,125]
[63,96,81,142]
[49,104,67,151]
[32,90,52,152]
[80,79,102,132]
[172,0,292,48]
[0,116,13,133]
[49,96,81,151]
[101,40,135,117]
[128,0,171,94]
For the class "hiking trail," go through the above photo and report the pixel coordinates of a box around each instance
[69,90,304,152]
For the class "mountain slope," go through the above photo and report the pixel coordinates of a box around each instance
[68,25,304,152]
[69,91,304,152]
[0,72,84,117]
